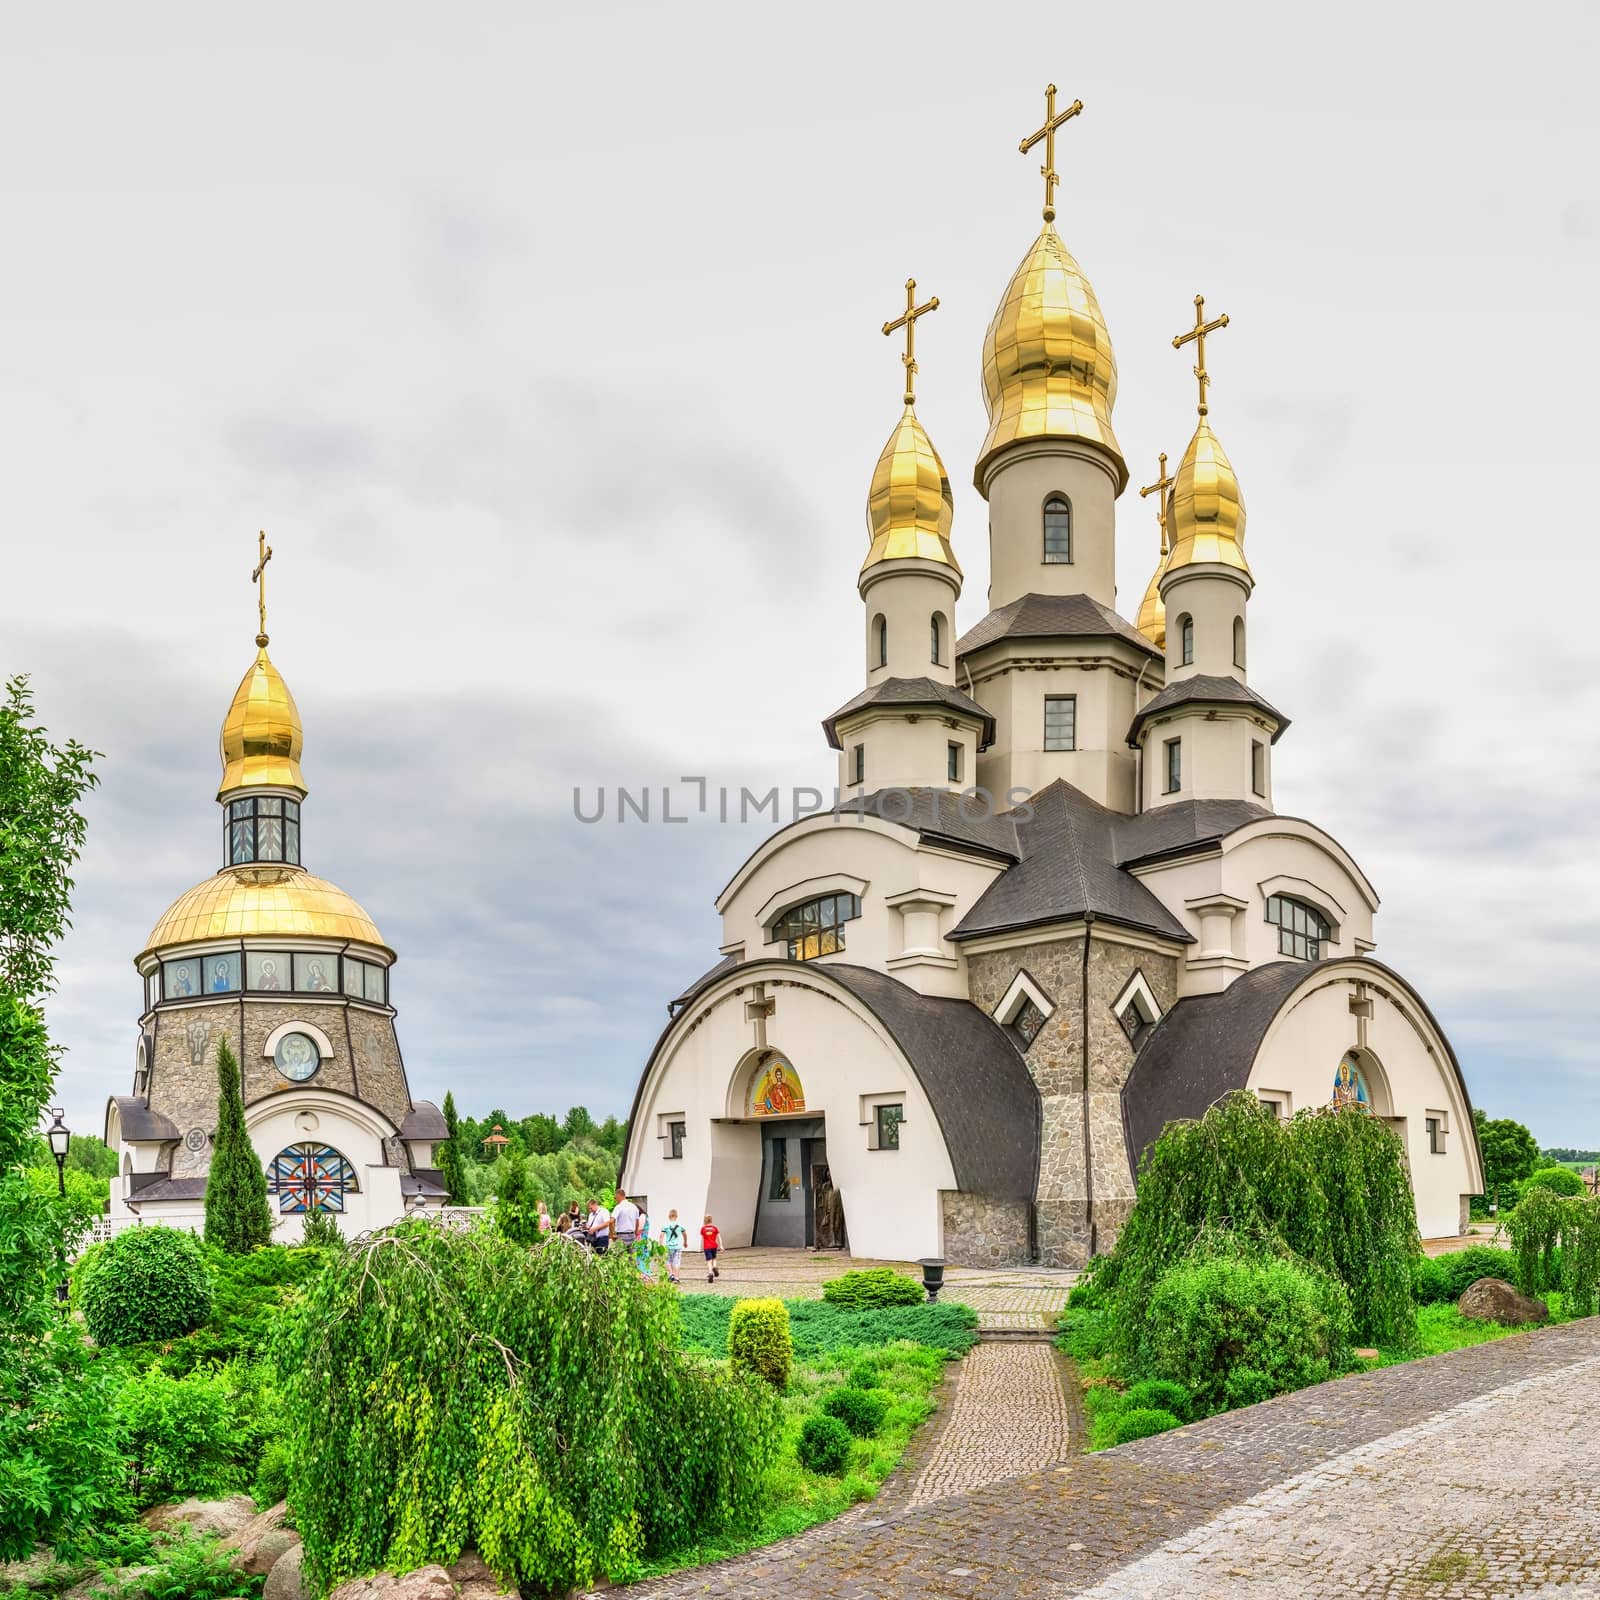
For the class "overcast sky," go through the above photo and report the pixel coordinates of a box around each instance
[6,2,1598,1147]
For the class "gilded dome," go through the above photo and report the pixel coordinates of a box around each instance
[1164,419,1251,578]
[976,225,1126,492]
[219,647,305,800]
[143,865,388,957]
[1135,520,1169,649]
[862,406,960,576]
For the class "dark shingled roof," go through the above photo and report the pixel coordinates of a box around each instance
[399,1101,449,1141]
[403,1168,451,1197]
[840,787,1022,861]
[956,592,1161,660]
[949,781,1193,945]
[822,677,995,750]
[1127,674,1290,747]
[126,1173,209,1204]
[670,953,741,1013]
[1111,798,1275,867]
[818,964,1040,1200]
[105,1097,180,1144]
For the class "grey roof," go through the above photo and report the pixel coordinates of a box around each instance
[949,781,1193,945]
[1111,798,1275,867]
[126,1173,209,1204]
[105,1096,180,1145]
[399,1101,449,1141]
[838,786,1022,860]
[823,677,995,750]
[402,1168,451,1197]
[1127,674,1290,747]
[670,953,741,1013]
[956,592,1161,660]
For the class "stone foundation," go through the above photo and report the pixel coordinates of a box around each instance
[941,1191,1031,1267]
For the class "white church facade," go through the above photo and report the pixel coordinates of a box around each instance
[622,94,1483,1267]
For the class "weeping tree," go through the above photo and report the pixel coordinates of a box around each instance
[204,1036,272,1252]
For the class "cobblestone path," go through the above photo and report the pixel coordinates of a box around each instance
[612,1319,1600,1600]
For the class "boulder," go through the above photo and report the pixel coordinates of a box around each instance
[328,1565,459,1600]
[140,1494,258,1537]
[1457,1276,1549,1325]
[263,1543,309,1600]
[229,1500,300,1575]
[448,1548,513,1596]
[64,1567,157,1599]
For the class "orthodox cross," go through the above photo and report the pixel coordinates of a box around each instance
[1138,451,1174,555]
[744,983,775,1049]
[1172,294,1230,417]
[251,530,274,647]
[882,279,940,406]
[1019,83,1082,224]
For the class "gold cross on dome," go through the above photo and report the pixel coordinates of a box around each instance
[1138,452,1174,554]
[1172,294,1231,417]
[881,278,940,406]
[250,530,274,647]
[1019,83,1082,224]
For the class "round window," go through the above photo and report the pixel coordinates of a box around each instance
[274,1031,321,1082]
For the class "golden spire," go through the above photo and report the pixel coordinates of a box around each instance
[1172,294,1230,418]
[1135,452,1174,646]
[1165,302,1249,579]
[251,530,273,647]
[220,533,306,799]
[1018,83,1082,225]
[863,280,959,576]
[882,278,940,406]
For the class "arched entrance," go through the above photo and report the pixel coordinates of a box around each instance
[738,1051,843,1249]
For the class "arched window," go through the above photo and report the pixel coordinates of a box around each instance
[930,612,944,665]
[1265,894,1330,961]
[1179,615,1194,666]
[1043,496,1072,563]
[1233,616,1246,669]
[874,615,888,668]
[270,1143,360,1213]
[769,892,862,961]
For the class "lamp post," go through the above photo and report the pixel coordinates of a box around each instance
[46,1107,71,1198]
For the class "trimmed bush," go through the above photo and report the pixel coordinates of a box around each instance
[797,1413,853,1475]
[80,1225,211,1347]
[679,1296,978,1361]
[729,1297,793,1389]
[1111,1406,1182,1445]
[821,1267,924,1310]
[821,1384,888,1438]
[1123,1379,1191,1420]
[1525,1165,1586,1198]
[1138,1251,1353,1417]
[1414,1246,1518,1305]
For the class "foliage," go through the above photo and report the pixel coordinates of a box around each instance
[1525,1164,1586,1197]
[203,1037,272,1253]
[1137,1250,1354,1417]
[821,1267,924,1310]
[300,1207,343,1250]
[1474,1109,1540,1212]
[1502,1192,1600,1317]
[274,1220,780,1597]
[79,1526,266,1600]
[1123,1378,1192,1420]
[1506,1187,1565,1296]
[796,1413,852,1475]
[24,1161,106,1246]
[437,1090,468,1206]
[729,1297,793,1389]
[80,1226,213,1347]
[1111,1406,1182,1445]
[678,1296,978,1361]
[820,1384,888,1438]
[1542,1148,1599,1165]
[1559,1197,1600,1319]
[493,1149,540,1245]
[1412,1246,1520,1305]
[562,1105,597,1144]
[1094,1092,1417,1349]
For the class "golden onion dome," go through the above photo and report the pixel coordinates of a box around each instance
[1136,536,1169,649]
[1164,419,1250,578]
[143,865,389,958]
[976,224,1126,492]
[862,406,960,576]
[219,646,305,800]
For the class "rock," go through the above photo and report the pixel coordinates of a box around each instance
[64,1566,158,1599]
[328,1565,459,1600]
[140,1493,257,1537]
[1354,1347,1379,1360]
[263,1542,310,1600]
[0,1549,56,1587]
[228,1500,299,1575]
[447,1549,513,1595]
[1457,1276,1549,1325]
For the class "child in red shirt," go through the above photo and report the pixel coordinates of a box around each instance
[700,1216,722,1283]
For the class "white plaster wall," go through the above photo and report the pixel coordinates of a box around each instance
[1246,964,1481,1238]
[984,444,1119,610]
[835,710,981,799]
[624,966,958,1260]
[1160,566,1249,683]
[861,568,961,683]
[246,1092,403,1242]
[1138,711,1275,808]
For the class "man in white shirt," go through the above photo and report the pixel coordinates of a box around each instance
[585,1197,613,1254]
[611,1188,641,1249]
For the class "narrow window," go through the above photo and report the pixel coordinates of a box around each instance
[1179,615,1194,666]
[930,613,944,665]
[1043,695,1076,752]
[1233,616,1246,669]
[874,615,888,668]
[1164,738,1181,794]
[874,1103,904,1150]
[947,741,962,783]
[669,1120,686,1160]
[1425,1116,1441,1155]
[1251,740,1266,797]
[851,744,865,785]
[1042,496,1072,563]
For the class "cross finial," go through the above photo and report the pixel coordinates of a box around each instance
[1172,294,1231,417]
[250,530,274,647]
[1138,451,1175,556]
[881,278,940,406]
[1019,84,1083,224]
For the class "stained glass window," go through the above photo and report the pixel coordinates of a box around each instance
[223,797,301,867]
[162,957,201,999]
[364,963,387,1005]
[270,1143,359,1213]
[770,893,862,961]
[205,953,241,994]
[875,1103,904,1150]
[1266,895,1330,961]
[1043,496,1072,563]
[294,953,336,994]
[1012,998,1046,1047]
[247,951,290,992]
[343,959,365,998]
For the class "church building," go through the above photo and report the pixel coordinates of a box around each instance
[622,90,1483,1267]
[105,542,448,1238]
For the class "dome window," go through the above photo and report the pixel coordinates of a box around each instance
[1043,496,1072,563]
[1266,894,1331,961]
[227,796,301,866]
[1179,615,1194,666]
[768,892,862,962]
[1233,616,1246,669]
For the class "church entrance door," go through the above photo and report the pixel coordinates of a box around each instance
[753,1117,825,1247]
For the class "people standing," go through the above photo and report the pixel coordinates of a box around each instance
[612,1188,641,1252]
[660,1210,687,1285]
[536,1199,552,1237]
[633,1205,652,1276]
[586,1196,612,1253]
[700,1215,722,1283]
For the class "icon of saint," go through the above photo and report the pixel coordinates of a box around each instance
[306,959,329,992]
[1331,1056,1368,1111]
[258,959,281,991]
[174,966,194,996]
[211,960,232,993]
[762,1064,799,1115]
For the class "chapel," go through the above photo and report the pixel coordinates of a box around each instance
[621,90,1484,1267]
[104,543,448,1237]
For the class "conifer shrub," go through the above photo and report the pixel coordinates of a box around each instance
[300,1207,343,1250]
[821,1384,888,1437]
[204,1037,272,1253]
[728,1296,793,1389]
[1110,1406,1182,1445]
[80,1225,212,1347]
[796,1413,853,1475]
[494,1149,540,1246]
[821,1267,925,1309]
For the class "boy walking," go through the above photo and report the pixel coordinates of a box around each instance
[700,1215,722,1283]
[660,1210,687,1284]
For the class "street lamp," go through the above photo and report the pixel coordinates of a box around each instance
[46,1108,71,1198]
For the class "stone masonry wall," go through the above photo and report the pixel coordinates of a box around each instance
[940,1190,1031,1267]
[150,1000,241,1179]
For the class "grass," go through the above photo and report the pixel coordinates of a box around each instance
[677,1295,979,1360]
[1369,1295,1566,1367]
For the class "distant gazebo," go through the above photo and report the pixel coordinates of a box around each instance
[481,1124,510,1159]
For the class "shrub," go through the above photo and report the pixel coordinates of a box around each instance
[1525,1165,1586,1198]
[797,1413,853,1475]
[729,1297,792,1389]
[204,1036,271,1252]
[1507,1187,1565,1296]
[1111,1406,1182,1445]
[821,1268,925,1310]
[1410,1255,1448,1305]
[821,1385,888,1438]
[301,1208,343,1249]
[80,1225,211,1347]
[116,1362,276,1508]
[1138,1250,1353,1417]
[1415,1246,1519,1305]
[86,1525,263,1600]
[1123,1379,1191,1420]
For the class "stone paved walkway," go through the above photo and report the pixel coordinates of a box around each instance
[614,1319,1600,1599]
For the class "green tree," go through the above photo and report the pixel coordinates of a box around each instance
[437,1091,468,1205]
[562,1105,597,1144]
[205,1036,272,1252]
[495,1150,540,1245]
[520,1112,563,1156]
[1474,1109,1539,1212]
